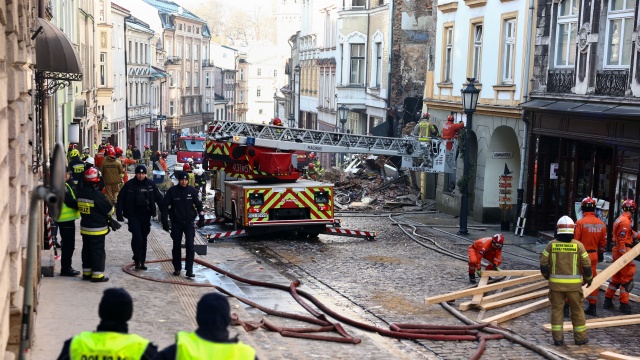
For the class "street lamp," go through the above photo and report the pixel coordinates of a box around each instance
[338,104,349,165]
[458,78,480,235]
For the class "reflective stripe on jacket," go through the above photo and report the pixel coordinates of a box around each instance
[70,331,149,360]
[57,183,80,222]
[540,239,591,292]
[176,331,255,360]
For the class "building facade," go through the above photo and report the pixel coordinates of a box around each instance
[107,2,129,147]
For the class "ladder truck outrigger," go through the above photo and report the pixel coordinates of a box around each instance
[202,120,458,242]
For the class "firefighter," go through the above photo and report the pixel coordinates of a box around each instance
[143,145,152,167]
[468,234,504,284]
[183,163,196,187]
[95,145,106,169]
[604,199,639,314]
[155,292,256,359]
[159,151,168,173]
[76,167,122,282]
[99,145,125,205]
[116,165,164,271]
[68,149,86,188]
[193,165,207,197]
[81,146,90,161]
[442,115,464,151]
[56,288,158,360]
[126,144,133,162]
[416,113,440,142]
[161,171,205,278]
[67,143,77,163]
[540,215,592,346]
[55,171,80,277]
[574,197,607,316]
[84,157,105,191]
[272,117,283,126]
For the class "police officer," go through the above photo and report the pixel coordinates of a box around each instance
[161,171,205,278]
[116,165,164,270]
[56,171,81,276]
[76,167,122,282]
[155,292,256,359]
[56,288,158,360]
[540,215,593,346]
[68,149,86,187]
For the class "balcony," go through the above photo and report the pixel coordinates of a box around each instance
[546,69,575,94]
[165,56,181,65]
[595,70,629,96]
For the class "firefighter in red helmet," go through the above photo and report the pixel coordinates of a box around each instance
[604,199,639,314]
[272,117,283,126]
[442,115,464,151]
[468,234,504,284]
[574,197,606,316]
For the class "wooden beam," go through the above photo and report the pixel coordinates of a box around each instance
[478,281,548,303]
[583,244,640,296]
[425,274,544,304]
[543,316,640,332]
[543,314,640,331]
[480,289,548,310]
[480,270,541,277]
[459,276,490,311]
[599,351,640,360]
[481,298,549,324]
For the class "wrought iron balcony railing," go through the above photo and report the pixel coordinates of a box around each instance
[165,56,181,65]
[595,69,629,96]
[546,69,575,93]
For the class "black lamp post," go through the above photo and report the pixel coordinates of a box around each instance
[458,78,480,235]
[338,104,348,165]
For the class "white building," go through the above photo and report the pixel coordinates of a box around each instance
[108,2,129,147]
[245,42,280,124]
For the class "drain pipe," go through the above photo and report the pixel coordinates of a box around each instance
[516,0,535,222]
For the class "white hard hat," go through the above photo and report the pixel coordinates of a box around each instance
[556,215,575,235]
[83,146,90,150]
[187,158,194,163]
[85,157,95,165]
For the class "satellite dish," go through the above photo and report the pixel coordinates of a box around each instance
[47,143,66,220]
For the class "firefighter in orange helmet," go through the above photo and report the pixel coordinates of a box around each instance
[441,115,464,151]
[574,197,607,316]
[468,234,504,284]
[604,199,639,314]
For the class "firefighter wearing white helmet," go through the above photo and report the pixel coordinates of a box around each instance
[540,215,593,346]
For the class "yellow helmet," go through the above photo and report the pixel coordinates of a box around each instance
[69,149,80,158]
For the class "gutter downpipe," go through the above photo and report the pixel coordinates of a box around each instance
[387,0,394,136]
[516,0,534,222]
[124,16,131,147]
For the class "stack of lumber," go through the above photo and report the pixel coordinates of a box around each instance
[598,351,640,360]
[424,243,640,325]
[543,314,640,331]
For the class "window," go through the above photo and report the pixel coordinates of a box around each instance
[274,69,277,77]
[128,41,132,62]
[166,40,172,56]
[188,25,192,32]
[193,98,198,113]
[185,99,190,114]
[99,52,106,86]
[352,0,366,7]
[135,43,138,63]
[177,70,181,86]
[186,44,190,60]
[350,44,365,85]
[178,24,182,31]
[194,72,198,87]
[257,87,261,97]
[375,42,382,87]
[196,27,200,34]
[170,100,174,115]
[186,71,191,87]
[606,0,634,67]
[194,45,198,60]
[502,19,516,84]
[240,91,243,102]
[555,0,578,66]
[240,69,244,80]
[257,68,262,76]
[206,73,210,87]
[259,109,263,114]
[170,71,175,86]
[471,24,483,80]
[206,99,210,112]
[443,26,453,82]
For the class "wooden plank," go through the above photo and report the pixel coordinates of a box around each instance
[599,351,640,360]
[465,276,490,310]
[543,314,640,331]
[480,270,541,277]
[425,274,544,304]
[583,244,640,297]
[481,298,549,324]
[458,281,547,310]
[480,289,548,310]
[598,283,640,303]
[543,317,640,332]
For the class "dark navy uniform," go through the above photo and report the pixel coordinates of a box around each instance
[161,174,203,276]
[76,185,114,282]
[69,157,86,187]
[116,172,164,268]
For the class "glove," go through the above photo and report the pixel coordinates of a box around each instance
[476,270,483,277]
[162,221,170,232]
[585,278,592,288]
[116,214,124,222]
[598,252,604,263]
[492,265,500,272]
[109,218,122,231]
[197,215,205,228]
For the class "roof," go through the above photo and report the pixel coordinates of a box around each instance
[521,99,640,118]
[142,0,211,37]
[35,17,82,77]
[150,66,169,79]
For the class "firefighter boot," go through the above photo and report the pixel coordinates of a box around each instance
[603,297,614,310]
[585,304,597,316]
[574,338,589,346]
[620,303,633,314]
[469,274,476,284]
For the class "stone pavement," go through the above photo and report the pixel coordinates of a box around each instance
[30,215,424,359]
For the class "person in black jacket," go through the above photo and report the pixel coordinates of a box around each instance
[154,292,257,359]
[116,165,164,270]
[161,171,204,277]
[68,149,86,188]
[57,288,158,360]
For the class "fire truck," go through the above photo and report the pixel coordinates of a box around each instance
[203,120,458,241]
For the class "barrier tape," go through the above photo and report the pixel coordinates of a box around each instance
[325,227,376,239]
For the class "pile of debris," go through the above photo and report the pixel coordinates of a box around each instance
[323,154,426,212]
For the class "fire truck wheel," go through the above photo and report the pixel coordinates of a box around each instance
[214,199,223,218]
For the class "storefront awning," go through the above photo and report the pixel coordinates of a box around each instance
[521,99,640,118]
[34,17,82,81]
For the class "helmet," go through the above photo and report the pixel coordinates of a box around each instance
[83,146,89,151]
[85,157,95,165]
[492,234,505,249]
[127,144,132,149]
[422,113,430,119]
[556,215,575,235]
[272,117,283,126]
[106,146,116,157]
[187,158,194,164]
[183,163,191,172]
[308,163,315,170]
[69,149,80,158]
[447,115,454,122]
[155,150,161,156]
[144,145,149,149]
[115,147,123,155]
[162,151,168,158]
[622,199,637,213]
[581,197,597,212]
[84,167,100,183]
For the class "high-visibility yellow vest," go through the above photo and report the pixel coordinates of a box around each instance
[176,331,255,360]
[57,183,80,222]
[70,331,149,360]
